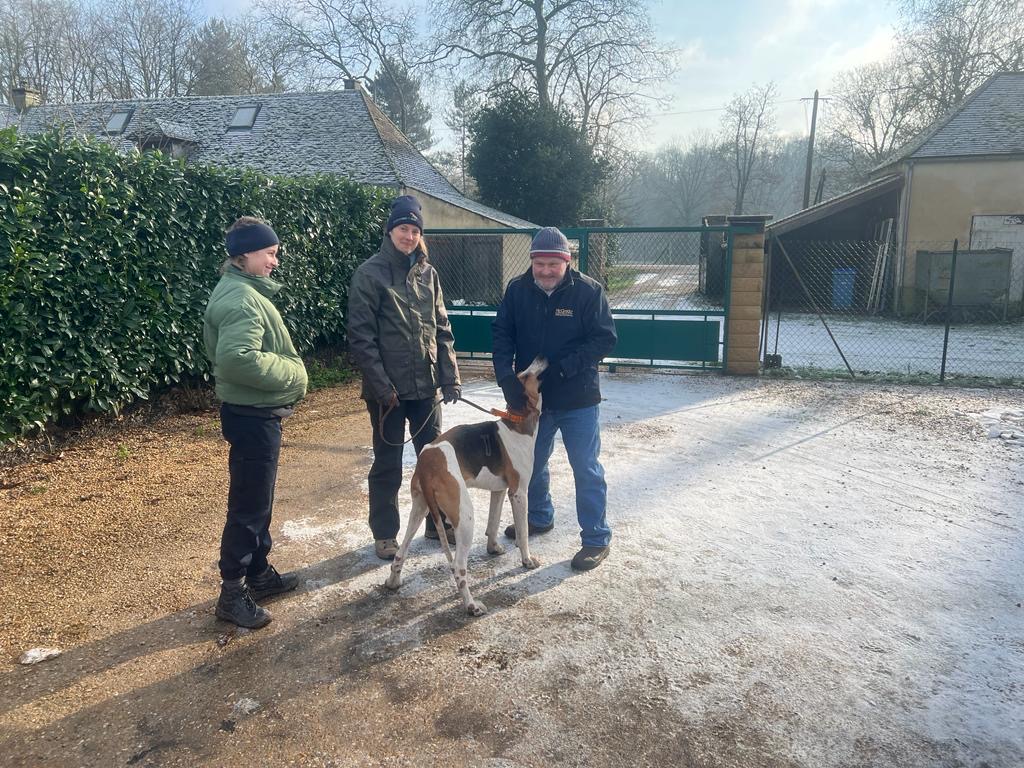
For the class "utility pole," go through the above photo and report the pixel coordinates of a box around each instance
[802,90,820,210]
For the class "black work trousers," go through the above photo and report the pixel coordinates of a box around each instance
[219,404,283,581]
[366,397,442,540]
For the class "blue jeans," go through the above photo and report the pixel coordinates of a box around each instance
[527,404,612,547]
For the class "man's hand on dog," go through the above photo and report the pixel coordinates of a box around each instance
[500,375,528,411]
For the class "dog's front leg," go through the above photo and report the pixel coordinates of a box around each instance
[509,489,541,570]
[485,490,506,555]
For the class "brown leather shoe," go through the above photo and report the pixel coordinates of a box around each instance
[571,545,609,571]
[374,538,399,560]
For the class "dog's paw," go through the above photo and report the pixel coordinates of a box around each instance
[383,575,402,591]
[522,555,541,570]
[467,601,488,617]
[487,541,506,555]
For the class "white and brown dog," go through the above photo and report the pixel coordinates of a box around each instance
[384,357,548,616]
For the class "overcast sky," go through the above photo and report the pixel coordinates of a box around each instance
[203,0,901,152]
[644,0,900,147]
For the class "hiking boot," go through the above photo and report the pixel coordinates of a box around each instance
[375,538,399,560]
[215,583,272,629]
[571,545,610,572]
[424,526,456,545]
[503,521,555,540]
[248,564,299,601]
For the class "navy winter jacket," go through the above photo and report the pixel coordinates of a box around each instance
[492,268,617,411]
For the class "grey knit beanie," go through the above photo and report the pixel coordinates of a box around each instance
[529,227,571,261]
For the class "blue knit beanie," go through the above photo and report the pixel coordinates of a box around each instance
[530,227,571,261]
[386,195,424,233]
[225,221,279,257]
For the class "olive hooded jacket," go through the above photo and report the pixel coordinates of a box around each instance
[347,237,459,402]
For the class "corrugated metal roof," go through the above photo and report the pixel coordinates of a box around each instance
[767,174,903,237]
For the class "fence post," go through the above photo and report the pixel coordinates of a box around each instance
[724,215,770,375]
[939,238,958,382]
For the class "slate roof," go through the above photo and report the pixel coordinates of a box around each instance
[876,71,1024,171]
[8,89,535,228]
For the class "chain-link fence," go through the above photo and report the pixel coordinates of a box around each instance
[766,234,1024,381]
[427,228,722,311]
[427,227,733,368]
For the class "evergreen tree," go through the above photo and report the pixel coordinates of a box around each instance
[443,81,481,194]
[368,58,433,151]
[468,90,606,227]
[187,19,252,97]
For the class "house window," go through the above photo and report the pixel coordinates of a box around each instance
[104,109,133,134]
[228,105,260,130]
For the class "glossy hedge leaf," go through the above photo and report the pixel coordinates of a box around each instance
[0,130,389,441]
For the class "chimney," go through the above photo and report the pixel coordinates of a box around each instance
[11,85,41,113]
[344,78,362,91]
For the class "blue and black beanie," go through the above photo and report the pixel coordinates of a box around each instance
[225,220,279,257]
[386,195,424,233]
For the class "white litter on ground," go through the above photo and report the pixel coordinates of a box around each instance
[18,647,61,665]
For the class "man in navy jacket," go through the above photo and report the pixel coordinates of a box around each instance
[492,227,617,570]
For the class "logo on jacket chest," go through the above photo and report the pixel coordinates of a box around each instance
[555,308,574,317]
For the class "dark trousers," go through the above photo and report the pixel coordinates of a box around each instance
[366,398,442,539]
[219,404,283,581]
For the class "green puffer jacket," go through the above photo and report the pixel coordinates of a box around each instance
[347,237,459,402]
[203,266,308,407]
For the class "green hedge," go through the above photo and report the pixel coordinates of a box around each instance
[0,129,390,441]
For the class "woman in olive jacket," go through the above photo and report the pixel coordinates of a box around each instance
[203,217,307,629]
[347,195,461,559]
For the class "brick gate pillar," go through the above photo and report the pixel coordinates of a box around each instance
[724,215,770,375]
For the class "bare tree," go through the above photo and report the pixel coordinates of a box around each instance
[0,0,70,103]
[98,0,200,99]
[823,57,926,177]
[720,82,776,216]
[235,14,314,93]
[648,132,727,225]
[433,0,674,145]
[897,0,1024,120]
[256,0,421,86]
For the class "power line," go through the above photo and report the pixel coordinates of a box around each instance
[654,97,807,118]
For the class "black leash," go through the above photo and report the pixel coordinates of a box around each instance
[377,394,522,446]
[376,399,444,447]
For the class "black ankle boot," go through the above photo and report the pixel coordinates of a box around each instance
[216,582,272,629]
[248,565,299,601]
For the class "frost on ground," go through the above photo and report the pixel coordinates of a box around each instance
[2,371,1021,767]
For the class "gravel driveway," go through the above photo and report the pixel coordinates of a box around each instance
[1,368,1022,767]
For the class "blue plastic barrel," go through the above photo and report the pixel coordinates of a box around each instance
[832,267,856,309]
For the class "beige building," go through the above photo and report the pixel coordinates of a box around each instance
[768,71,1024,317]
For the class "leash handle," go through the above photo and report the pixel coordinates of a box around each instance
[377,399,444,447]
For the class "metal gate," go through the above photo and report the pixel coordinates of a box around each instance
[425,225,743,369]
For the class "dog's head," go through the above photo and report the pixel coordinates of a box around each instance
[517,356,548,413]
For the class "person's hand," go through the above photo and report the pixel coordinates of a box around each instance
[377,389,399,409]
[499,375,527,411]
[441,384,462,404]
